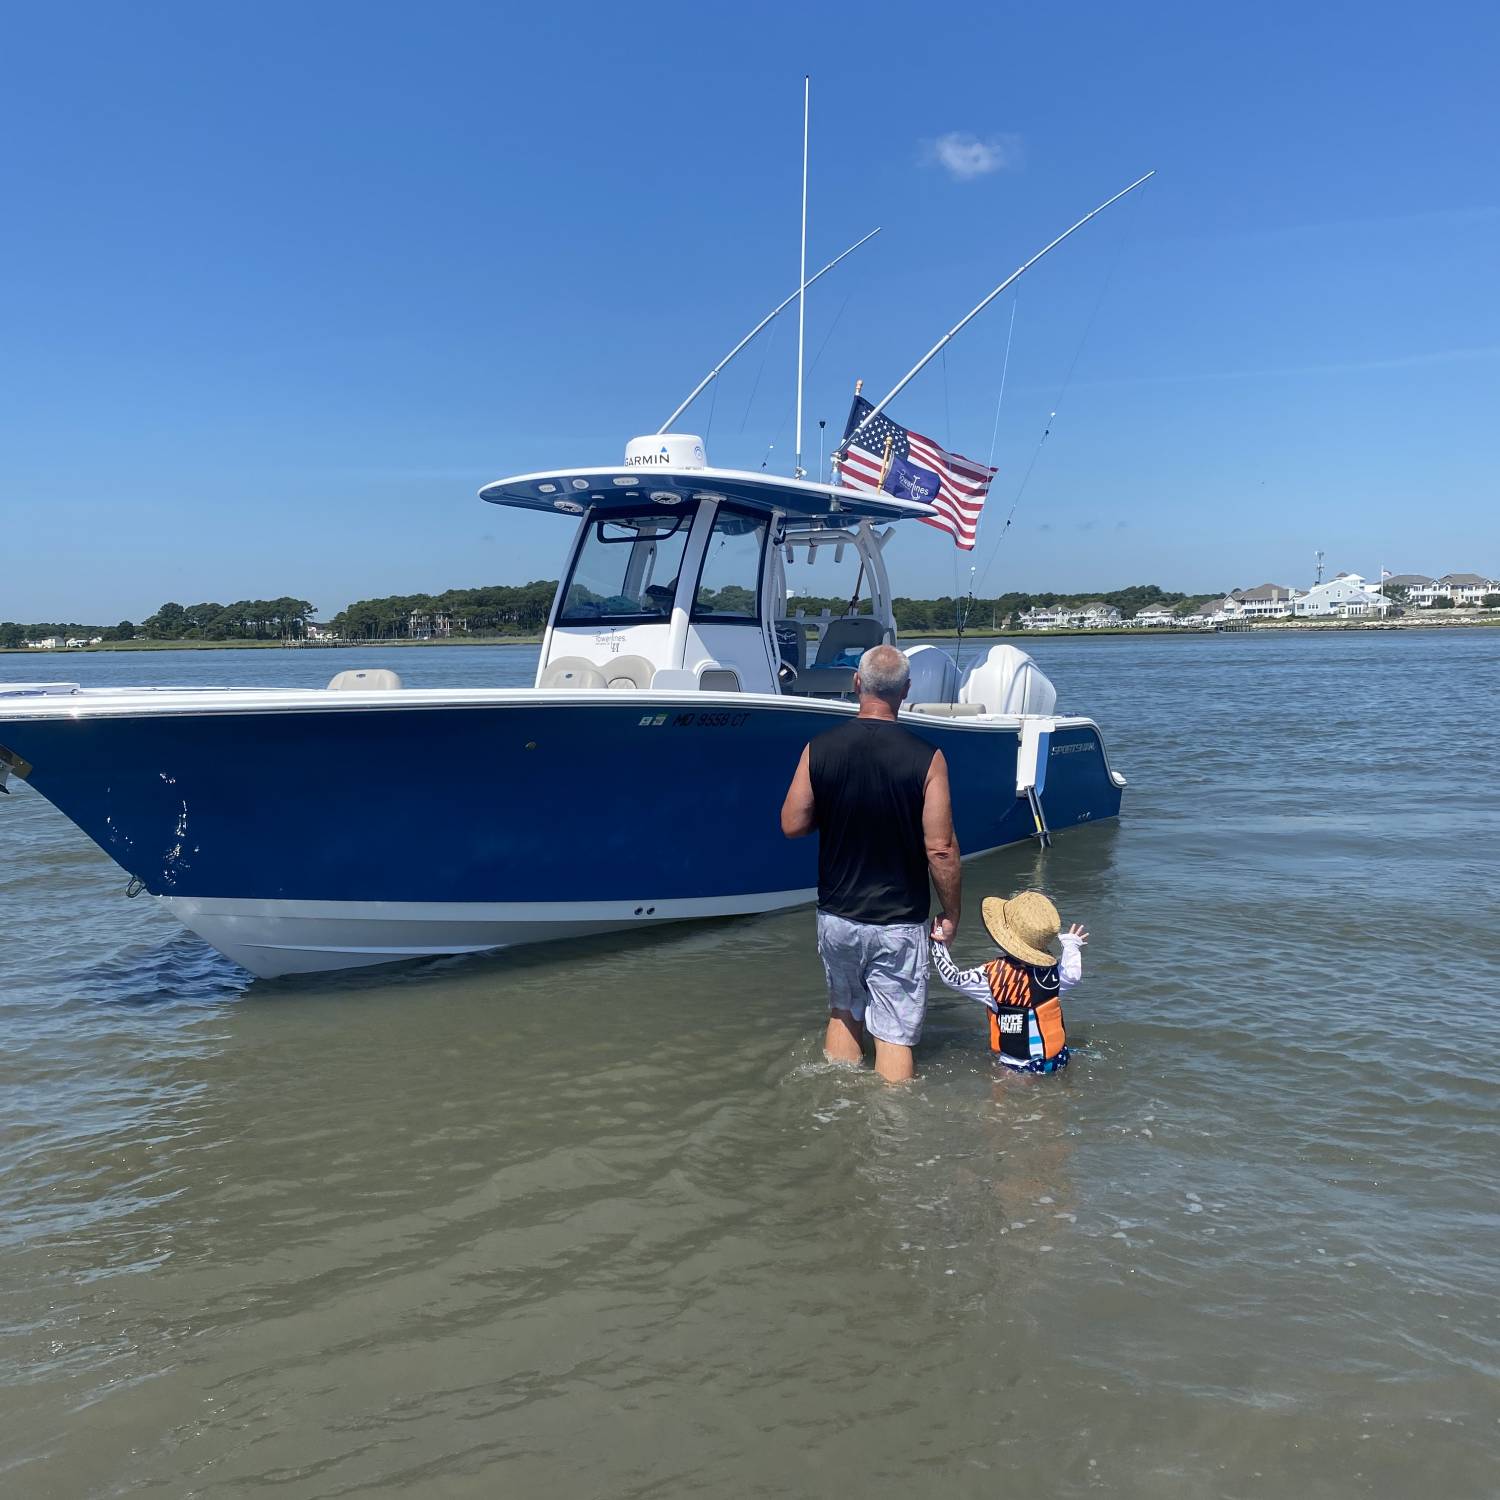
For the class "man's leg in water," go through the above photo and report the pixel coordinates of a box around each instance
[816,913,870,1066]
[824,1009,866,1064]
[865,922,927,1084]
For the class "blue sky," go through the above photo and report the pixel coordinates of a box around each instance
[3,0,1497,621]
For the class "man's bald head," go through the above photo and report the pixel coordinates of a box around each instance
[855,644,911,707]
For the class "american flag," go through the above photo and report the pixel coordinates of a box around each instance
[836,395,995,550]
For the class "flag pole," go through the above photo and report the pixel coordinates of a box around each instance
[837,170,1155,458]
[794,75,810,478]
[656,228,880,435]
[831,378,863,481]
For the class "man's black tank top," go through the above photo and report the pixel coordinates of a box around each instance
[808,718,937,925]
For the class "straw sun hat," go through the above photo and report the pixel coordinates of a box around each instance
[981,891,1063,967]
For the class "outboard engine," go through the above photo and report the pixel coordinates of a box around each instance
[904,643,960,703]
[958,644,1058,715]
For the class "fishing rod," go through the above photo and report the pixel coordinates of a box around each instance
[836,171,1154,459]
[794,75,810,478]
[657,226,881,435]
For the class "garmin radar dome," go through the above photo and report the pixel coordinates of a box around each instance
[624,433,707,469]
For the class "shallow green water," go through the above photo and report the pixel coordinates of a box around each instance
[2,632,1497,1497]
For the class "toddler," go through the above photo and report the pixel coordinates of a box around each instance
[931,890,1087,1073]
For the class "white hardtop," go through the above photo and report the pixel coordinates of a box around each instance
[479,433,936,522]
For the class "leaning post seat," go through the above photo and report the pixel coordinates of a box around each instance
[786,615,890,696]
[813,616,888,669]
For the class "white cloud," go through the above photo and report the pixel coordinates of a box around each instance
[926,131,1023,181]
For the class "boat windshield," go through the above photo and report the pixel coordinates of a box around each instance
[557,513,692,624]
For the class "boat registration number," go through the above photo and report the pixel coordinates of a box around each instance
[672,711,749,729]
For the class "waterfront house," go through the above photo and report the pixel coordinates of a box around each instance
[1293,573,1391,618]
[406,610,453,640]
[1192,599,1230,625]
[1020,606,1078,629]
[1132,605,1178,627]
[1375,572,1494,607]
[1383,573,1436,604]
[1020,602,1121,629]
[1438,573,1495,606]
[1221,584,1301,620]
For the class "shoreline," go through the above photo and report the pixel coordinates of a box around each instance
[4,613,1498,657]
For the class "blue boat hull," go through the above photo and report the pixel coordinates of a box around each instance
[1,695,1122,976]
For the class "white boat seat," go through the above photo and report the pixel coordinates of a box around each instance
[813,616,887,669]
[600,654,656,691]
[908,702,986,717]
[538,656,607,689]
[327,668,402,690]
[792,665,855,696]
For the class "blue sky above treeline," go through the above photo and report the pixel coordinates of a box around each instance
[2,0,1496,620]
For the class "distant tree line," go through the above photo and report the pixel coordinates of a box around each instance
[2,583,1234,650]
[139,598,318,640]
[892,583,1215,631]
[0,598,314,647]
[329,582,558,639]
[0,620,135,648]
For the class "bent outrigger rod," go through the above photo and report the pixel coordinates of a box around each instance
[657,227,882,435]
[838,170,1155,460]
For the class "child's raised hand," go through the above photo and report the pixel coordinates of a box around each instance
[1066,923,1089,945]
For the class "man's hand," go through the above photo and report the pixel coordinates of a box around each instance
[931,913,957,943]
[1065,923,1089,945]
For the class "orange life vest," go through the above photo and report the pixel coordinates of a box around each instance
[984,955,1067,1068]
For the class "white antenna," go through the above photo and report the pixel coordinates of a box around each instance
[838,171,1155,459]
[794,75,810,478]
[655,227,879,434]
[1315,549,1325,584]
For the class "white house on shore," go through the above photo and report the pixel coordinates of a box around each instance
[1293,573,1391,618]
[1221,583,1302,620]
[1381,572,1496,606]
[1435,573,1496,606]
[1131,605,1179,627]
[1020,602,1122,630]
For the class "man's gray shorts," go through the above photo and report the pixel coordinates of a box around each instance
[816,910,929,1047]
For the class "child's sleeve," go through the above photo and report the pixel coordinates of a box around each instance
[930,940,997,1011]
[1058,933,1084,994]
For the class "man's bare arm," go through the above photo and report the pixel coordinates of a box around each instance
[923,749,961,940]
[780,745,816,838]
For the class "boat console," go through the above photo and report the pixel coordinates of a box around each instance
[479,433,932,701]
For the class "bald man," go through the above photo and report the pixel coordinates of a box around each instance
[780,643,962,1082]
